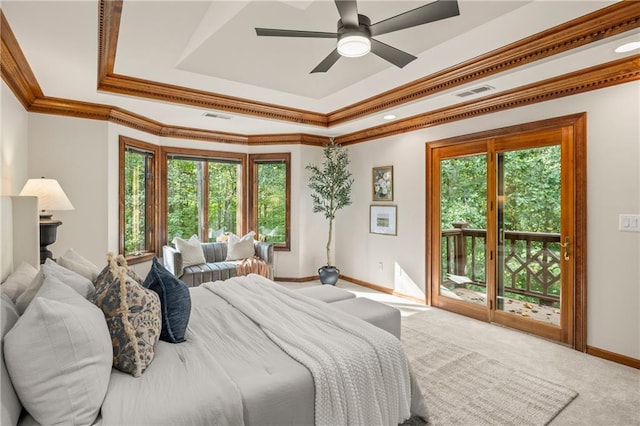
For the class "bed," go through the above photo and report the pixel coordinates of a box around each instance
[1,195,427,426]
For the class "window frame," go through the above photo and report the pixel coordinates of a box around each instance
[248,153,291,251]
[160,147,247,245]
[118,136,160,264]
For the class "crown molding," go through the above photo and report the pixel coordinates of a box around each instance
[96,1,640,127]
[334,55,640,146]
[2,3,639,147]
[0,10,43,108]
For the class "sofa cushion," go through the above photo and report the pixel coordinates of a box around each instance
[93,256,161,377]
[174,235,206,269]
[144,257,191,343]
[4,276,112,425]
[181,262,238,287]
[226,231,256,261]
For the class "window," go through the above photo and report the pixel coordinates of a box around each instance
[119,137,159,262]
[249,153,290,250]
[164,148,245,243]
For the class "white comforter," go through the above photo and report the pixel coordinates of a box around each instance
[203,274,415,426]
[97,274,425,426]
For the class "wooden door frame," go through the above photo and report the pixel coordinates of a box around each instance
[425,113,587,351]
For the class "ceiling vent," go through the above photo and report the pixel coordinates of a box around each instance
[455,85,495,98]
[203,112,231,120]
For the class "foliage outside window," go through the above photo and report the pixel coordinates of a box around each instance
[165,150,243,243]
[249,153,290,250]
[119,137,158,262]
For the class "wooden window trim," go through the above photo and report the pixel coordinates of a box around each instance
[160,146,247,245]
[118,136,160,264]
[248,153,291,251]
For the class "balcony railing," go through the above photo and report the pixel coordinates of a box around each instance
[442,222,561,306]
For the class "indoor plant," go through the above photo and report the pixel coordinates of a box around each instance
[306,139,354,285]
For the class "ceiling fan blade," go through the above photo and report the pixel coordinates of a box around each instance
[255,28,337,38]
[334,0,359,28]
[311,49,342,73]
[369,0,460,37]
[370,38,417,68]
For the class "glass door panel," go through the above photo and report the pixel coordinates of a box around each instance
[496,145,562,326]
[439,154,488,306]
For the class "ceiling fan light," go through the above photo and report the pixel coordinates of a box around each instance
[337,34,371,58]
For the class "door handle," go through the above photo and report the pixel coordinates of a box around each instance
[560,236,570,261]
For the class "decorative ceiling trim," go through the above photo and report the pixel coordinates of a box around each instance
[327,1,640,126]
[0,10,43,109]
[2,4,638,148]
[97,0,327,128]
[96,1,640,128]
[335,55,640,146]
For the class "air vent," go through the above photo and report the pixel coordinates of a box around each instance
[203,112,231,120]
[455,85,495,98]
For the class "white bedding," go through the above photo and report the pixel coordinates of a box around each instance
[204,274,417,425]
[16,274,424,426]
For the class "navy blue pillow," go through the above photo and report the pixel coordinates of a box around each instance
[143,257,191,343]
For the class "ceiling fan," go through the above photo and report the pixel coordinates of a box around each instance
[255,0,460,73]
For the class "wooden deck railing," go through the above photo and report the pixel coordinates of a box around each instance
[442,222,561,305]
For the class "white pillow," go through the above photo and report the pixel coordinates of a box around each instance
[0,261,38,302]
[174,235,206,268]
[58,248,100,281]
[1,293,22,426]
[4,276,112,425]
[226,231,256,261]
[15,259,95,315]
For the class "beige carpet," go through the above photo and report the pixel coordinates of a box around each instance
[402,324,578,425]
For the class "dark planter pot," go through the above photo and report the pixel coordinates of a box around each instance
[318,266,340,285]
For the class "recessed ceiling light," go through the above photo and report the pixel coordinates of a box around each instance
[383,114,397,120]
[614,41,640,53]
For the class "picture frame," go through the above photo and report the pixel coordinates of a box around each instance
[370,205,397,236]
[372,165,393,201]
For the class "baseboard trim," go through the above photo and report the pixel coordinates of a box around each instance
[273,275,318,283]
[340,275,427,305]
[586,345,640,369]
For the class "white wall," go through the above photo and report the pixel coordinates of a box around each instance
[5,79,639,359]
[1,81,29,196]
[336,82,640,359]
[28,114,109,266]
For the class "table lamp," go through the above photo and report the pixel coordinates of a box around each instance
[19,177,74,263]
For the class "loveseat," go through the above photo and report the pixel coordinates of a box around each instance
[163,240,274,286]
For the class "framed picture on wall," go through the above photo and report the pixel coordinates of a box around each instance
[372,166,393,201]
[370,205,397,235]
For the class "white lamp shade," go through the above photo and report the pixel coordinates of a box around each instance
[19,178,74,212]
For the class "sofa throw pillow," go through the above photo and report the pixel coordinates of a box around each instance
[226,231,256,261]
[174,235,206,269]
[92,256,161,377]
[58,248,101,281]
[4,276,112,425]
[143,257,191,343]
[0,261,38,303]
[1,293,21,426]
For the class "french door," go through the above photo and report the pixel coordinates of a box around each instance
[427,115,586,348]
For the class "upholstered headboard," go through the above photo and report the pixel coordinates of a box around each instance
[0,196,40,282]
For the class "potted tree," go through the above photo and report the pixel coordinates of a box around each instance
[306,139,354,285]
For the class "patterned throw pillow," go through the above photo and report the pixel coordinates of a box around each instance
[92,255,161,377]
[144,257,191,343]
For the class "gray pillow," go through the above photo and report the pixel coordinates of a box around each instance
[58,248,100,281]
[1,293,21,426]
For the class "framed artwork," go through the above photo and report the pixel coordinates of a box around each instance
[370,205,397,236]
[372,166,393,201]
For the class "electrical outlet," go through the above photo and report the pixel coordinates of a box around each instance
[378,262,383,271]
[619,214,640,232]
